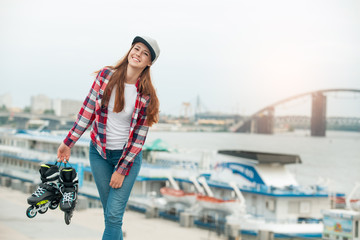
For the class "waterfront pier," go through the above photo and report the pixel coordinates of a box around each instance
[0,186,224,240]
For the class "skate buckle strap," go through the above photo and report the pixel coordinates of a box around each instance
[39,183,57,192]
[56,160,74,169]
[62,182,78,187]
[61,161,73,168]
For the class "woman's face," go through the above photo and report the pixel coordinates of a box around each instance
[127,42,152,69]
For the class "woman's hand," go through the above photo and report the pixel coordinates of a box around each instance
[57,142,71,163]
[110,171,125,189]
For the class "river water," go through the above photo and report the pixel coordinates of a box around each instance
[146,130,360,195]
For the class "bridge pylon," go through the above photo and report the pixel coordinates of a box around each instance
[234,88,359,136]
[252,107,274,134]
[311,92,327,137]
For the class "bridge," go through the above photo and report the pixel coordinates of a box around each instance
[235,89,360,136]
[0,112,76,130]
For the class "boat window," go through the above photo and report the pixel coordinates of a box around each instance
[75,148,80,158]
[288,201,299,214]
[30,140,36,150]
[251,196,256,206]
[266,199,275,212]
[299,201,311,214]
[356,220,359,238]
[81,148,86,158]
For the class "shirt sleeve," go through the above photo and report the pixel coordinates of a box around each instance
[116,97,150,175]
[63,68,105,148]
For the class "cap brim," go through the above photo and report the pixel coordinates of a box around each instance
[132,36,156,62]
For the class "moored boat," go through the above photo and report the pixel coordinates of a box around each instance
[0,129,348,239]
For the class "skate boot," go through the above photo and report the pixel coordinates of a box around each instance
[26,164,62,218]
[59,167,78,225]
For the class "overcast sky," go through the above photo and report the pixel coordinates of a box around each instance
[1,0,359,117]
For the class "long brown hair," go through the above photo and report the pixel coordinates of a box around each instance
[100,45,159,126]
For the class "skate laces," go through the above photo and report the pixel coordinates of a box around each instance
[60,186,77,204]
[62,192,75,203]
[32,182,57,197]
[32,186,45,197]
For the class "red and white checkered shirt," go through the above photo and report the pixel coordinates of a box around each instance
[63,67,150,175]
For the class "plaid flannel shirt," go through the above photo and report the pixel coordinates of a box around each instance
[63,67,150,175]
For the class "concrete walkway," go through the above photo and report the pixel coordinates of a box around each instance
[0,187,224,240]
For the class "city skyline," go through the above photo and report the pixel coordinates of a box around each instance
[1,0,360,117]
[1,91,360,118]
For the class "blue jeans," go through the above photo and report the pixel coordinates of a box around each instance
[89,142,142,240]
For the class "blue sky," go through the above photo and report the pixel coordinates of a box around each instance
[1,0,359,117]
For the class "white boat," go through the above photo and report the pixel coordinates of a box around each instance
[198,149,345,238]
[0,129,348,239]
[321,183,360,240]
[160,187,198,205]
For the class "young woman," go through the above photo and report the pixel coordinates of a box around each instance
[57,36,160,240]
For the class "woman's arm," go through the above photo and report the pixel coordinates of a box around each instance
[63,68,106,148]
[58,68,109,163]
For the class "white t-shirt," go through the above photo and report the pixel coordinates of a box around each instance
[106,83,137,150]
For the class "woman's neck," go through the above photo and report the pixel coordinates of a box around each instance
[126,66,142,84]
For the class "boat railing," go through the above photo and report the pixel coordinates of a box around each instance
[238,183,330,196]
[346,182,360,210]
[244,214,321,225]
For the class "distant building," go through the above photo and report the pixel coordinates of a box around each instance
[58,99,82,117]
[52,98,62,116]
[0,93,12,109]
[30,95,82,117]
[31,94,52,114]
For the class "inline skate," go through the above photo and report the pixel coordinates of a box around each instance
[59,167,78,225]
[26,163,62,218]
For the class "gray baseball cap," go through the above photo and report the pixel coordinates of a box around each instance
[132,36,160,64]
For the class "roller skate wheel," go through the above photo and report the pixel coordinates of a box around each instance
[39,207,48,214]
[65,212,72,225]
[49,201,59,210]
[26,206,37,218]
